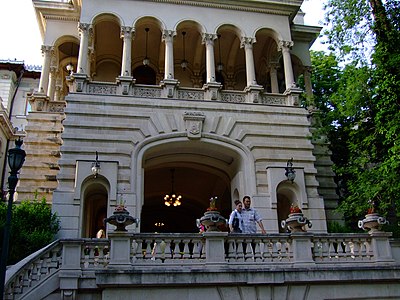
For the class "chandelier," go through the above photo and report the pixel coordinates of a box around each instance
[143,27,150,66]
[181,31,188,70]
[164,168,182,207]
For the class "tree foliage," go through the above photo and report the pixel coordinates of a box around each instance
[312,0,400,224]
[0,196,60,265]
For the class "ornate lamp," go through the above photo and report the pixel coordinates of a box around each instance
[164,168,182,207]
[66,42,74,74]
[143,28,150,66]
[0,138,26,298]
[91,151,101,178]
[285,158,296,183]
[180,31,188,71]
[217,34,223,72]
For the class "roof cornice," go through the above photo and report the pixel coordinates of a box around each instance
[32,0,81,40]
[145,0,302,17]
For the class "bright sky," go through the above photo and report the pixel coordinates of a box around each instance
[0,0,327,66]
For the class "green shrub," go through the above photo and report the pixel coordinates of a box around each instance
[0,197,60,265]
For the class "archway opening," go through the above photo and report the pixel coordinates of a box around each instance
[141,140,245,233]
[277,186,297,233]
[83,182,108,238]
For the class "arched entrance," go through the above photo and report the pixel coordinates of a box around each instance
[137,138,254,233]
[142,165,231,233]
[277,184,297,233]
[82,181,108,238]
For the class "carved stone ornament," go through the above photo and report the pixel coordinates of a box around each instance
[183,112,205,139]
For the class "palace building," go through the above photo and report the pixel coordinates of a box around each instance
[1,1,399,299]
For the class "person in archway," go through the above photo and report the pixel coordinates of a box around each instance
[241,195,266,234]
[228,200,244,233]
[241,196,266,257]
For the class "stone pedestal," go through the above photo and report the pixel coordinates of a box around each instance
[244,84,263,103]
[203,82,222,100]
[117,76,135,95]
[161,78,179,98]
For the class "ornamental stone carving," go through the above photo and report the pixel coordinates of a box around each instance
[183,112,205,139]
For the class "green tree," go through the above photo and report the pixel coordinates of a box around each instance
[317,0,400,222]
[0,197,60,265]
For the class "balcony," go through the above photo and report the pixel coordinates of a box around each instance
[66,77,301,107]
[4,232,400,299]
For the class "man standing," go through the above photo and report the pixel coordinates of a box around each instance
[241,196,266,234]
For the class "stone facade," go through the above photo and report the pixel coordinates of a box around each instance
[8,0,340,237]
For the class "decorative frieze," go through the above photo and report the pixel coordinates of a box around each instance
[133,87,162,98]
[221,92,246,103]
[88,84,117,95]
[177,90,204,100]
[260,95,286,105]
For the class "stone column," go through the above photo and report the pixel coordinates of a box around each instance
[202,33,217,83]
[48,66,57,100]
[160,30,178,98]
[38,45,53,94]
[241,37,262,103]
[162,30,175,79]
[269,63,279,93]
[77,23,91,74]
[120,26,134,77]
[303,66,313,97]
[278,40,295,91]
[241,37,257,87]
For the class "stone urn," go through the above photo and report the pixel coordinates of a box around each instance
[281,212,312,233]
[200,210,227,232]
[105,206,139,231]
[358,213,388,233]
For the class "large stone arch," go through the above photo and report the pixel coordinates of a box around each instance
[133,134,256,232]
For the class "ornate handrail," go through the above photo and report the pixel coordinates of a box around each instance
[3,233,397,299]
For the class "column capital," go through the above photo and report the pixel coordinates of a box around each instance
[202,33,217,45]
[278,40,294,51]
[78,22,92,32]
[162,30,176,42]
[240,37,256,48]
[304,66,312,74]
[41,45,54,54]
[268,62,280,70]
[121,26,135,39]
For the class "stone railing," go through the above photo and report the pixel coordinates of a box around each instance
[67,78,300,106]
[4,239,109,299]
[4,232,397,299]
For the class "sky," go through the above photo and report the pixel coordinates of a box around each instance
[0,0,327,66]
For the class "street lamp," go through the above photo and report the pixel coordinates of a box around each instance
[0,138,26,299]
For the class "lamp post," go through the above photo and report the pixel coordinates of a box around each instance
[0,138,26,300]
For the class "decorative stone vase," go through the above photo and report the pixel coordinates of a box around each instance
[358,213,388,233]
[200,210,227,232]
[281,213,312,233]
[105,207,139,231]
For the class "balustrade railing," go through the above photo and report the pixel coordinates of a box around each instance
[74,80,296,107]
[4,233,397,299]
[312,234,373,263]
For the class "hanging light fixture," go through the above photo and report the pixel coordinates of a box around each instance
[285,158,296,183]
[91,151,101,178]
[181,31,188,71]
[143,27,150,66]
[164,168,182,207]
[217,34,224,72]
[66,42,74,74]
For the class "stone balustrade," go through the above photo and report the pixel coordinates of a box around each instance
[4,233,398,299]
[66,80,295,106]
